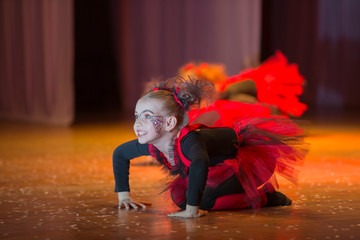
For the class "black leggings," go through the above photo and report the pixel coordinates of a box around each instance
[175,174,245,210]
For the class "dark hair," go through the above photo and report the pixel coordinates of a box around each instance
[141,76,214,127]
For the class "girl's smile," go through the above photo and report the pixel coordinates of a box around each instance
[136,130,147,137]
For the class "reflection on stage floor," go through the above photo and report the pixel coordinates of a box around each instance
[0,118,359,239]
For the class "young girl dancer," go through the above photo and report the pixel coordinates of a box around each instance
[113,77,307,218]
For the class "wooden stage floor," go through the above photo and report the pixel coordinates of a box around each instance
[0,118,359,239]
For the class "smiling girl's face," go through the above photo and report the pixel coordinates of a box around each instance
[133,98,168,145]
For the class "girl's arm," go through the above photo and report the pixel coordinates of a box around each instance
[168,133,210,217]
[168,128,238,217]
[113,139,150,209]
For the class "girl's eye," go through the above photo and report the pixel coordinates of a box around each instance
[145,114,151,119]
[134,115,139,120]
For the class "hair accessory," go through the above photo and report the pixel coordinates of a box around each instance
[152,87,184,108]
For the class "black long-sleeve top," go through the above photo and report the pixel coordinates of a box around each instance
[113,127,238,206]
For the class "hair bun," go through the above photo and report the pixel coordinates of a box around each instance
[146,76,215,111]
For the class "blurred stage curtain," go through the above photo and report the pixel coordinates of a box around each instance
[111,0,262,112]
[315,0,360,110]
[262,0,360,112]
[0,0,74,126]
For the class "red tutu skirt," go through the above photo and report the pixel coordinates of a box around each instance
[164,100,308,210]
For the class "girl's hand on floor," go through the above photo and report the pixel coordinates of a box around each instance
[168,205,207,218]
[118,198,151,210]
[117,192,151,210]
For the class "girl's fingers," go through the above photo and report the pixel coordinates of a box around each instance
[167,212,178,217]
[168,211,188,218]
[168,210,208,218]
[124,202,130,209]
[138,201,152,206]
[129,202,138,209]
[119,200,132,209]
[119,200,150,210]
[137,202,146,209]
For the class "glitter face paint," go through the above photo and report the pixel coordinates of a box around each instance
[150,116,164,133]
